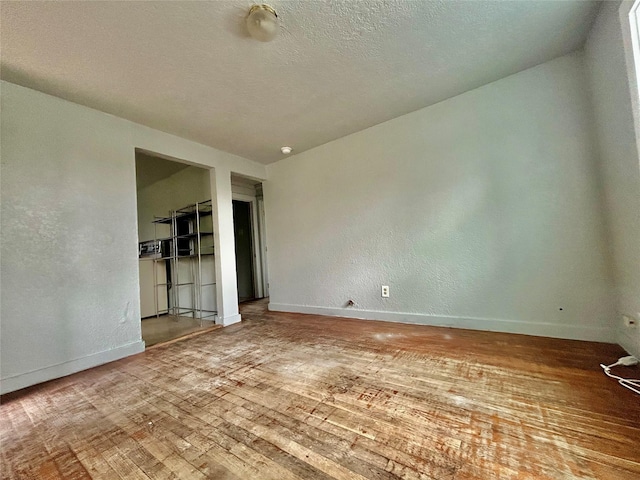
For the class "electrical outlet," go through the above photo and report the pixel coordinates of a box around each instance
[381,285,389,298]
[623,315,637,328]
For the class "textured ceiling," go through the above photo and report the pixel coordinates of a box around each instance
[1,1,600,164]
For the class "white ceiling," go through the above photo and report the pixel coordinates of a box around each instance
[1,1,600,164]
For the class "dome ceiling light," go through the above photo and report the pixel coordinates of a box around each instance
[246,4,279,42]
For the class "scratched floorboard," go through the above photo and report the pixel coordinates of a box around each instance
[1,299,639,479]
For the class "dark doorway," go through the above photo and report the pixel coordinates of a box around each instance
[233,200,255,303]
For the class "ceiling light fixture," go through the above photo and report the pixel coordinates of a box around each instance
[280,146,292,154]
[246,4,279,42]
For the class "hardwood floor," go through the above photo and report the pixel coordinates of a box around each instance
[1,299,639,479]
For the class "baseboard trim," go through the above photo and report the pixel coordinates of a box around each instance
[618,332,640,359]
[0,340,145,395]
[220,313,242,327]
[268,303,616,343]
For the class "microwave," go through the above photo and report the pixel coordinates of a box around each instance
[139,239,173,258]
[139,240,160,258]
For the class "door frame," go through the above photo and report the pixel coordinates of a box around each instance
[256,195,269,297]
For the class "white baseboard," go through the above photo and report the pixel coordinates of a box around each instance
[220,313,242,327]
[618,331,640,359]
[268,303,616,343]
[0,340,145,395]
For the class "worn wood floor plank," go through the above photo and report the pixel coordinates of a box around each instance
[2,299,639,479]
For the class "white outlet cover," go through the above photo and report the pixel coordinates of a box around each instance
[381,285,389,298]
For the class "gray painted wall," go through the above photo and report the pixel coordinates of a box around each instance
[265,52,615,342]
[1,82,145,392]
[0,81,266,394]
[584,1,640,358]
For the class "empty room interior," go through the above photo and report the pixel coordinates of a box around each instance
[1,1,640,479]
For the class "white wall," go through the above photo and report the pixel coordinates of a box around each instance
[265,52,615,342]
[584,1,640,358]
[0,81,266,394]
[137,164,211,242]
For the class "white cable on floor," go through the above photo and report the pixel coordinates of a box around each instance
[600,356,640,395]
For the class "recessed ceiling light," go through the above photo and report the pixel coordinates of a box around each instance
[281,146,292,154]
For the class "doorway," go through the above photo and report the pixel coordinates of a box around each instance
[135,150,218,346]
[233,199,255,303]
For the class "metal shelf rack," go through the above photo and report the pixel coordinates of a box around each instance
[152,200,217,324]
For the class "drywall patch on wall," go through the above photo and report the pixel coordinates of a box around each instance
[264,52,615,342]
[584,0,640,358]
